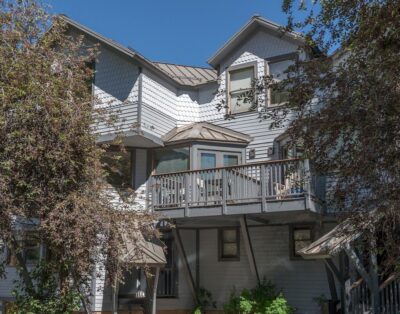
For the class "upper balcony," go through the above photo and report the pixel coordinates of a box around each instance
[149,159,324,219]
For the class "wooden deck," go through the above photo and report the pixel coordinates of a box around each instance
[149,159,323,218]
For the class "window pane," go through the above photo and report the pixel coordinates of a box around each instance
[230,92,254,113]
[25,248,40,263]
[294,229,311,241]
[200,153,216,169]
[223,243,238,257]
[24,234,40,263]
[269,60,293,106]
[154,147,189,174]
[102,150,131,188]
[230,67,253,92]
[269,60,293,79]
[223,155,239,167]
[270,89,289,105]
[223,229,237,242]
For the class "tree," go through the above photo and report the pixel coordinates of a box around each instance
[0,0,157,312]
[266,0,400,271]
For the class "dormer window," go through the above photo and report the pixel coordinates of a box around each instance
[228,64,256,114]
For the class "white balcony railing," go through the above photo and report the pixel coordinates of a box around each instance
[149,159,315,211]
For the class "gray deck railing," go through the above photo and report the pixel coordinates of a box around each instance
[150,159,314,210]
[345,275,400,314]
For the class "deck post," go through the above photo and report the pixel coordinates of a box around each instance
[152,267,160,314]
[240,215,260,283]
[260,164,267,212]
[184,173,190,217]
[151,176,156,211]
[303,159,315,212]
[111,275,119,314]
[221,169,227,215]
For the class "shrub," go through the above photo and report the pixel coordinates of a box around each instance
[223,278,294,314]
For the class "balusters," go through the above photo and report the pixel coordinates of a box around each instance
[151,159,309,210]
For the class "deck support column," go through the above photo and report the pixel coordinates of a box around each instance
[152,267,160,314]
[111,275,119,314]
[240,215,260,283]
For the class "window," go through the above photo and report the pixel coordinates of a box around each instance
[85,59,96,93]
[290,226,313,259]
[228,66,255,114]
[154,147,190,174]
[157,233,178,298]
[268,59,293,106]
[102,149,132,188]
[278,137,304,160]
[223,154,239,167]
[219,228,240,261]
[198,150,241,169]
[7,233,41,266]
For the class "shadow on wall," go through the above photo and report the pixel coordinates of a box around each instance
[96,46,140,103]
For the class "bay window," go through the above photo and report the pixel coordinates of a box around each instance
[154,147,190,174]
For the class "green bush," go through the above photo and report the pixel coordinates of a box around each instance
[10,262,82,314]
[223,279,294,314]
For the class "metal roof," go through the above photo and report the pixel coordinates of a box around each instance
[120,231,166,266]
[152,62,217,86]
[208,15,305,68]
[298,220,360,259]
[162,122,252,145]
[59,15,217,88]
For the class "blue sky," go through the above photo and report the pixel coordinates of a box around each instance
[47,0,293,67]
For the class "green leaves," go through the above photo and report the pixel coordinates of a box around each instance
[223,279,294,314]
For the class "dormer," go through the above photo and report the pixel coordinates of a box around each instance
[208,16,307,115]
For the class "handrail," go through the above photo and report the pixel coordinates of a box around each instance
[379,274,398,291]
[150,159,309,210]
[152,158,300,177]
[349,274,398,292]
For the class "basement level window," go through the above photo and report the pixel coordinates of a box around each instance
[219,228,240,261]
[290,225,314,260]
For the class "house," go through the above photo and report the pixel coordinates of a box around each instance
[1,14,398,314]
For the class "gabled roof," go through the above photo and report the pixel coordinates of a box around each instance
[162,122,252,145]
[58,15,216,88]
[153,62,217,86]
[208,15,305,68]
